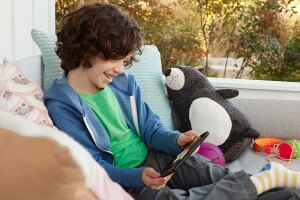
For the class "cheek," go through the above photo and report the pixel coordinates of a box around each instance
[86,70,99,84]
[87,68,102,78]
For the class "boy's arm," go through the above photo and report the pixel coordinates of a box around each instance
[46,100,145,188]
[133,83,182,155]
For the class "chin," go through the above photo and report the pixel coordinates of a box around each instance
[99,83,108,89]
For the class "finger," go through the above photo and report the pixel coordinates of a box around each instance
[149,184,159,190]
[178,134,194,148]
[161,176,169,183]
[192,145,200,155]
[155,185,164,190]
[185,130,200,137]
[158,177,168,184]
[147,168,160,178]
[149,177,165,187]
[181,134,195,143]
[152,184,165,190]
[149,181,164,190]
[166,173,174,180]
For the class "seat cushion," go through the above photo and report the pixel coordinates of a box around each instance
[226,146,300,174]
[230,98,300,140]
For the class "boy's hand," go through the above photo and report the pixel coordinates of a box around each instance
[142,167,173,190]
[177,130,201,154]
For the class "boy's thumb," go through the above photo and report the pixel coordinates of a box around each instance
[182,134,194,142]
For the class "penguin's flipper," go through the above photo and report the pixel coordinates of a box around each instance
[216,89,239,99]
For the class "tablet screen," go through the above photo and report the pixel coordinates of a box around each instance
[160,131,209,177]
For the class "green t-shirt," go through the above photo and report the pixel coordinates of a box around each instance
[78,87,148,168]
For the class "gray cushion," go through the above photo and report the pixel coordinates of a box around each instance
[226,146,300,174]
[230,98,300,140]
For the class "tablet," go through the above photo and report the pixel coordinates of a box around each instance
[160,131,209,177]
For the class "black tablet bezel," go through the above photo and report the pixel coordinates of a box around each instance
[160,131,209,177]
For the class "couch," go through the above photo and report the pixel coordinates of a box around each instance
[14,49,300,175]
[1,43,299,199]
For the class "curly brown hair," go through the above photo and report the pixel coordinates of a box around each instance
[56,3,143,71]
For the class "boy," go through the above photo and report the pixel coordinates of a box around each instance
[45,3,300,200]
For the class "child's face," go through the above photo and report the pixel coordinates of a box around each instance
[85,54,132,91]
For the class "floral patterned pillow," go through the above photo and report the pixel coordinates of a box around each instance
[0,58,56,129]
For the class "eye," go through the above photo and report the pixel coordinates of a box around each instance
[123,59,132,69]
[123,55,136,69]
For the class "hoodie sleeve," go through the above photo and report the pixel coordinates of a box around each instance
[133,81,183,155]
[45,100,145,188]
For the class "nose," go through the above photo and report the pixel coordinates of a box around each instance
[164,68,171,76]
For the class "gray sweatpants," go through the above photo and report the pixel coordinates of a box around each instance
[127,150,257,200]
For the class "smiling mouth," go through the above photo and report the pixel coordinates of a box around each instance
[104,73,113,81]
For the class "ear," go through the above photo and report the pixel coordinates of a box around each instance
[216,89,239,99]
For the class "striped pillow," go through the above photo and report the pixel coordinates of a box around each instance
[31,29,63,91]
[127,45,173,130]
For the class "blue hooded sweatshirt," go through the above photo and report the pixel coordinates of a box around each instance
[44,72,182,188]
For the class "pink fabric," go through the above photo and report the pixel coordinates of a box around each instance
[88,157,133,200]
[0,59,56,129]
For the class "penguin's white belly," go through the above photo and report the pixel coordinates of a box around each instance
[189,97,232,146]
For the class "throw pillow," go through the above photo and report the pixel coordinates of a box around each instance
[31,29,63,91]
[127,45,174,130]
[0,58,56,129]
[0,110,133,200]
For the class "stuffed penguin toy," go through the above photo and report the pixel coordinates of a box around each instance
[164,66,260,163]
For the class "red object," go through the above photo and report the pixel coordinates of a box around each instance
[265,147,271,154]
[278,143,293,159]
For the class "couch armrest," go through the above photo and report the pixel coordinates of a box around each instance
[15,55,43,87]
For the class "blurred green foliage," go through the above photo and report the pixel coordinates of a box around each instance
[282,32,300,81]
[56,0,203,73]
[56,0,300,81]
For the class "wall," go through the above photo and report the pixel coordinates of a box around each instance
[0,0,55,61]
